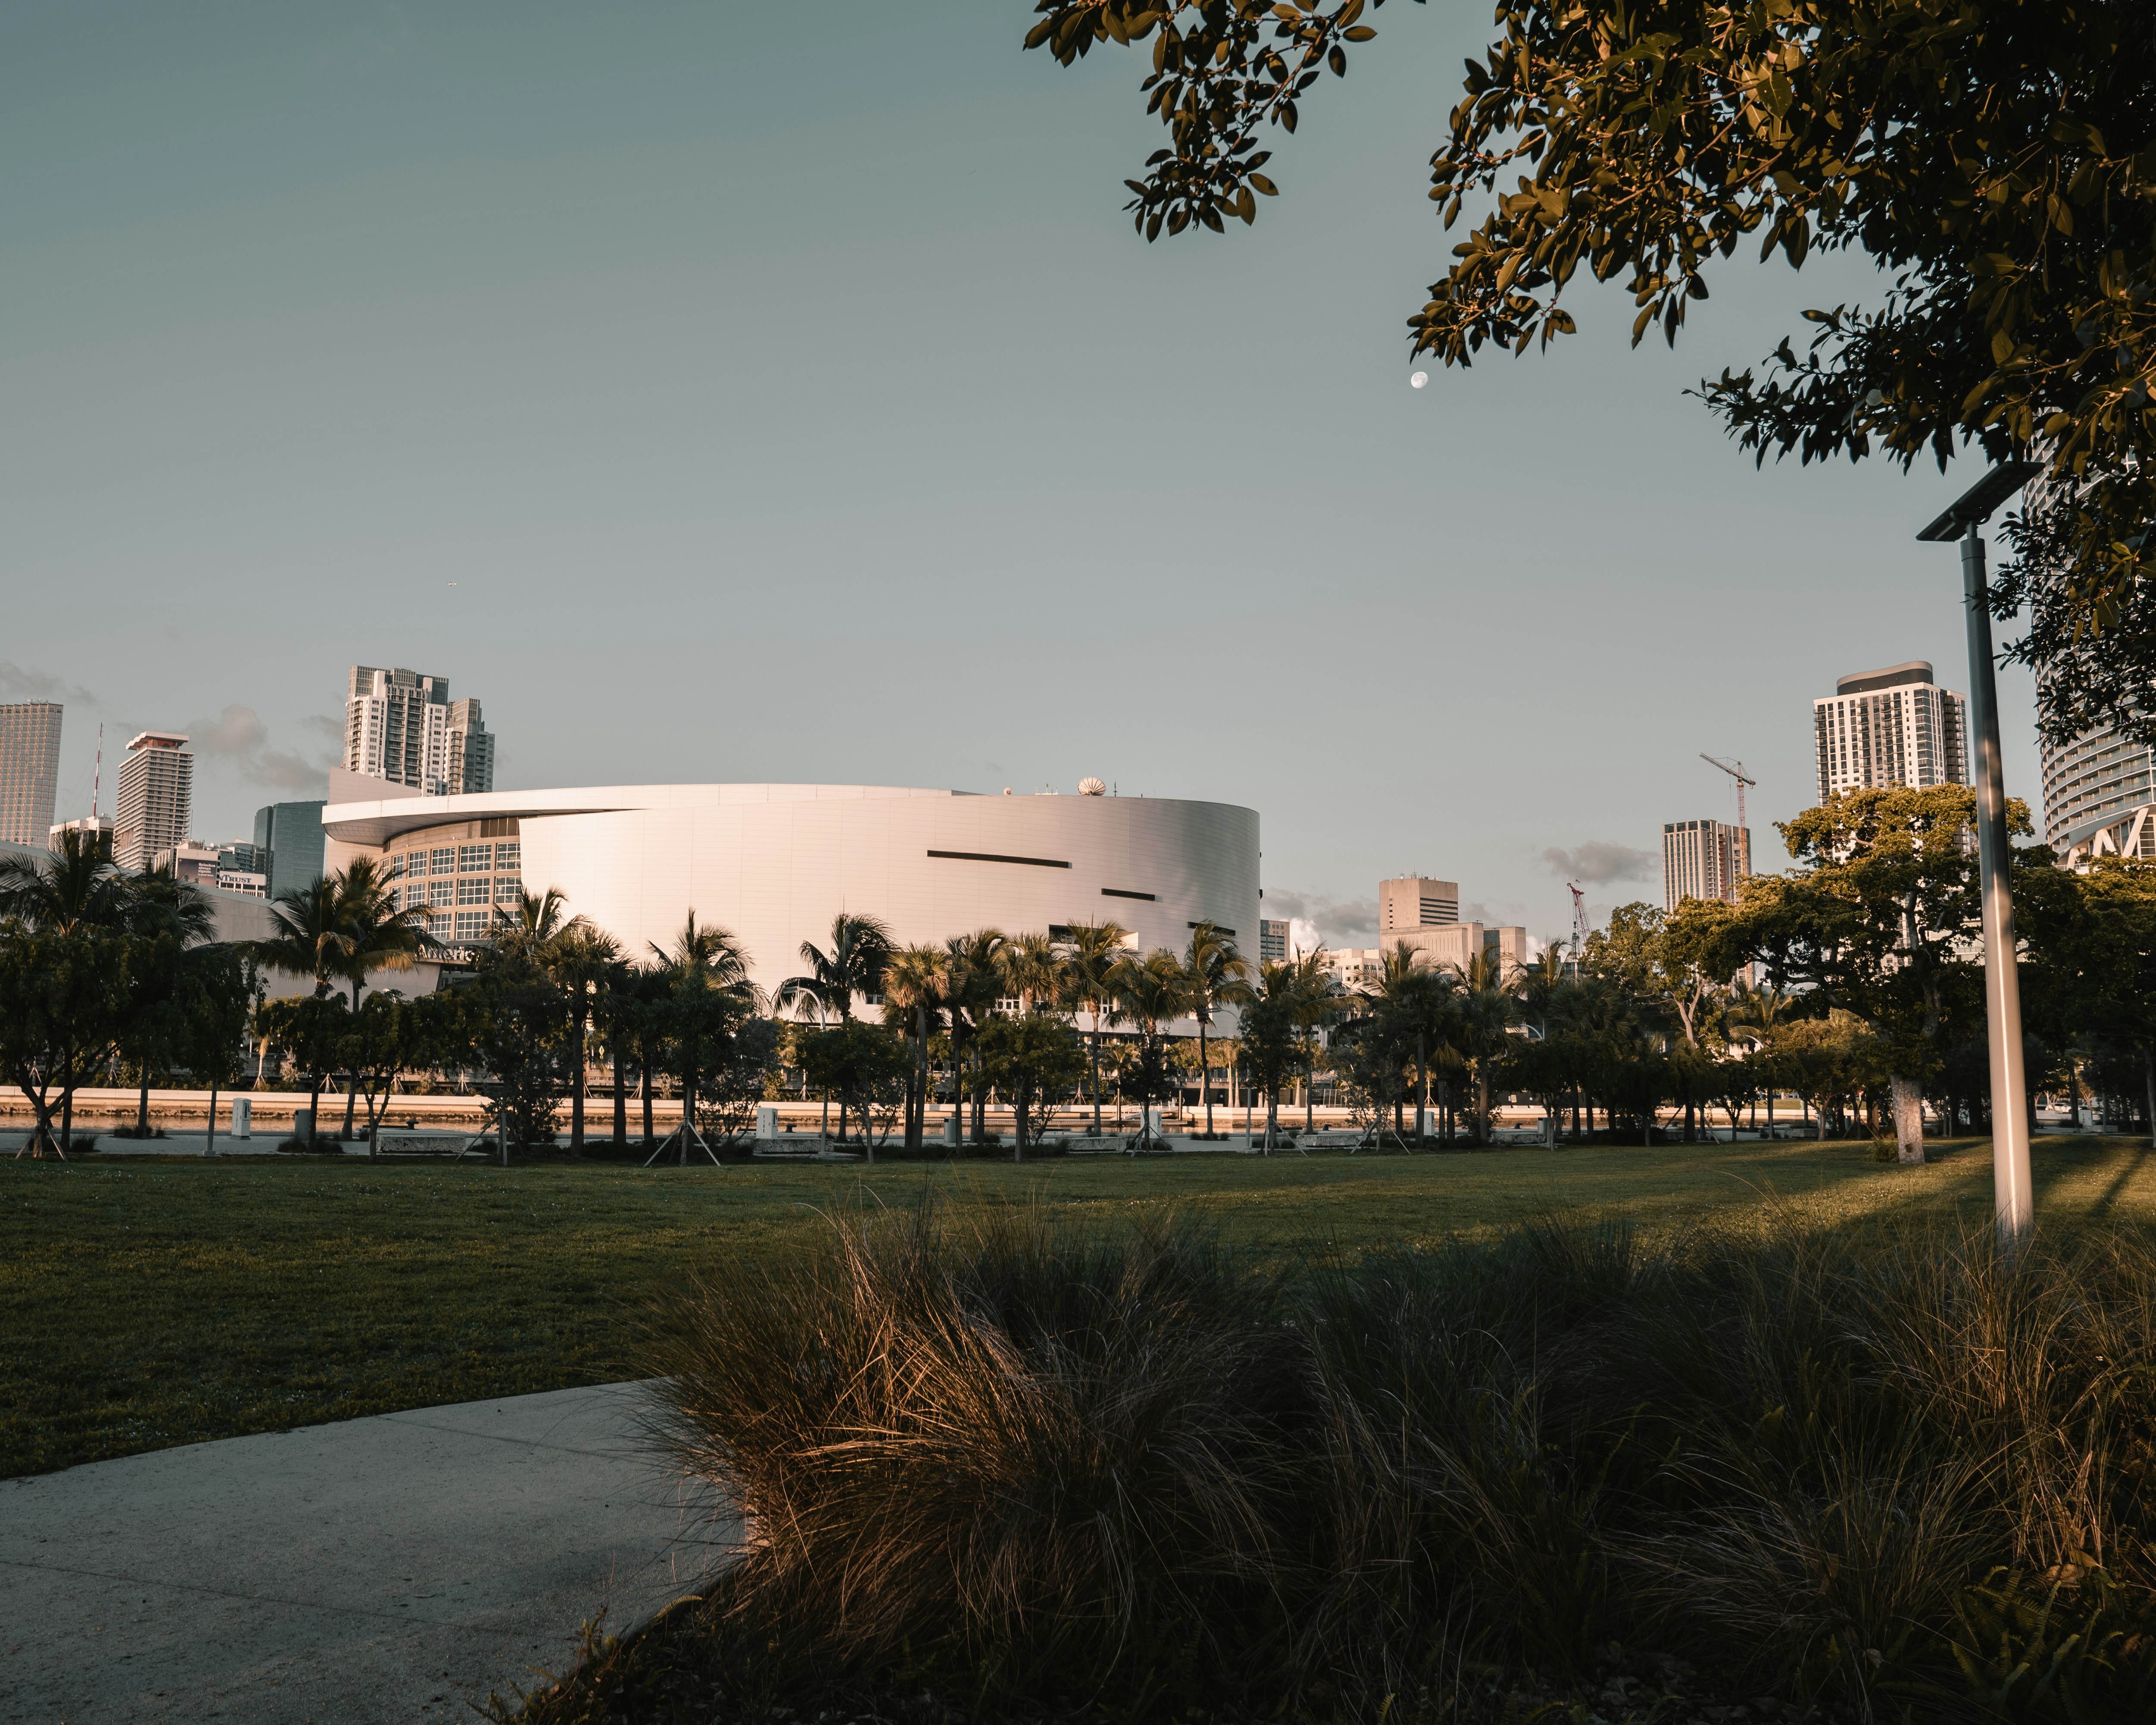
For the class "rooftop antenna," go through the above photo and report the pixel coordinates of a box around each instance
[91,723,103,820]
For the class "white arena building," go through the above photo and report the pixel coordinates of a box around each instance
[320,778,1260,1000]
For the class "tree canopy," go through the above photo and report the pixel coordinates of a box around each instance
[1031,0,2156,734]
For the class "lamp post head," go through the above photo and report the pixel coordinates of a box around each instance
[1917,460,2042,542]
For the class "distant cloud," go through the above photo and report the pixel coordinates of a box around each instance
[189,704,270,757]
[183,703,333,794]
[1540,841,1656,885]
[1262,888,1377,952]
[300,713,344,741]
[0,662,98,707]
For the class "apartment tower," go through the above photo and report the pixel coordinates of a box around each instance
[345,667,495,795]
[1259,917,1291,963]
[1814,661,1969,803]
[0,701,63,846]
[113,732,192,874]
[1662,819,1750,911]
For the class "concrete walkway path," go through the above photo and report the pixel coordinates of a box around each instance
[0,1383,730,1724]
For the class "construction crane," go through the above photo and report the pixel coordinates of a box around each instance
[1699,755,1751,884]
[1700,753,1756,834]
[1567,881,1588,960]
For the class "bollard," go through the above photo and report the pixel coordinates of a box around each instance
[232,1096,251,1140]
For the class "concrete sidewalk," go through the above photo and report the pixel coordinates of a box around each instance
[0,1383,730,1724]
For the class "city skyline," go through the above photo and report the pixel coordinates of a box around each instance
[1,5,2045,947]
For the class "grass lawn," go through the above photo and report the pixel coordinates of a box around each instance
[6,1134,2154,1480]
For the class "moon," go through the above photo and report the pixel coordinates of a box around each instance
[1410,370,1429,389]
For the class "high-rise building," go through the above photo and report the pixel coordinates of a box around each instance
[0,701,63,847]
[1663,819,1750,910]
[1379,876,1460,936]
[1813,661,1969,804]
[345,666,451,793]
[446,697,494,795]
[253,800,326,902]
[113,732,192,874]
[1259,917,1291,963]
[47,815,112,856]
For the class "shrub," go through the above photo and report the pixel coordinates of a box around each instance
[588,1206,2156,1723]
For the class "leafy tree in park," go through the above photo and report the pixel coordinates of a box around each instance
[694,1016,783,1151]
[1709,785,2013,1159]
[175,943,256,1154]
[1181,919,1254,1137]
[2019,856,2156,1140]
[1586,901,1729,1141]
[800,1020,913,1159]
[1033,1,2156,737]
[550,924,622,1154]
[111,864,219,1137]
[0,834,180,1156]
[1277,947,1343,1134]
[971,1011,1086,1157]
[253,992,351,1142]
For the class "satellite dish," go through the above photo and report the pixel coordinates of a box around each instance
[1079,777,1106,797]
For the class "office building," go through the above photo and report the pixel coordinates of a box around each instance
[1320,948,1385,991]
[322,779,1258,1000]
[1379,875,1460,936]
[1663,818,1750,910]
[113,732,192,874]
[1814,661,1968,803]
[1392,922,1529,977]
[151,844,222,887]
[0,702,63,847]
[346,667,448,793]
[253,800,326,902]
[1259,917,1291,963]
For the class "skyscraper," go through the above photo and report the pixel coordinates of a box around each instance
[1663,819,1750,911]
[1813,661,1969,803]
[447,697,494,795]
[0,702,62,846]
[1379,876,1460,936]
[113,732,192,873]
[1259,917,1290,963]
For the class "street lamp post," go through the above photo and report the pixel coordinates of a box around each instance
[1918,461,2041,1246]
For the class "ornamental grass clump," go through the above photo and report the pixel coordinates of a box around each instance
[617,1204,2156,1724]
[646,1203,1321,1699]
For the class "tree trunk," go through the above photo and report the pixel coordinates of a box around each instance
[60,1086,75,1159]
[570,1013,586,1155]
[2143,1044,2155,1149]
[612,1036,626,1147]
[641,1059,654,1147]
[1200,1017,1213,1137]
[1089,1019,1101,1135]
[137,1071,151,1136]
[1890,1073,1925,1163]
[680,1068,696,1167]
[908,1005,927,1150]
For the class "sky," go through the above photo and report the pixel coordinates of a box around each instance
[0,2,2043,950]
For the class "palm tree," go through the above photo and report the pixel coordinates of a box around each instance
[997,931,1065,1015]
[777,912,890,1143]
[326,858,439,1137]
[780,912,893,1024]
[650,912,757,1159]
[0,828,133,935]
[1451,944,1520,1144]
[1278,948,1342,1134]
[1114,948,1192,1147]
[119,864,220,1136]
[881,942,949,1149]
[553,925,624,1154]
[942,927,1008,1145]
[248,874,355,1137]
[1061,918,1131,1135]
[1181,921,1253,1138]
